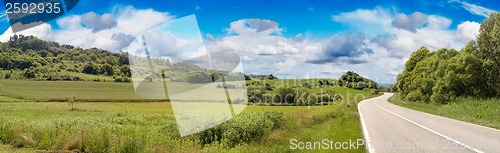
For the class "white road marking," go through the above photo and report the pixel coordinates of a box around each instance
[373,100,484,153]
[358,100,376,153]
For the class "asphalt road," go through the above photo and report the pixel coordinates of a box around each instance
[358,93,500,153]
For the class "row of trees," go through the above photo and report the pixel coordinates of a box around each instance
[396,13,500,104]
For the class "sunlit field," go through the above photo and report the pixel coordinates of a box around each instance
[0,79,380,152]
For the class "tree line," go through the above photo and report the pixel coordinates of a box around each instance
[396,13,500,104]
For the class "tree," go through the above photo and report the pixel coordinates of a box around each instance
[397,46,430,99]
[23,68,36,79]
[338,71,378,90]
[120,65,131,77]
[66,95,78,111]
[82,62,98,75]
[476,13,500,96]
[100,64,114,76]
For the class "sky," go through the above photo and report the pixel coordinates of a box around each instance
[0,0,498,83]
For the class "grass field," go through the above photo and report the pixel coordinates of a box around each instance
[0,79,380,152]
[0,101,372,152]
[388,93,500,129]
[0,79,141,101]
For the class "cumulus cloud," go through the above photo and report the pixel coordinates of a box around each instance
[392,12,427,32]
[308,33,374,64]
[227,19,282,36]
[111,33,135,51]
[0,6,175,52]
[456,21,480,41]
[0,23,52,41]
[332,7,392,34]
[370,34,397,50]
[82,12,117,32]
[206,33,215,41]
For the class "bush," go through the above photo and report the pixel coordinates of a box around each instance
[66,96,77,111]
[197,111,284,148]
[274,87,295,103]
[115,77,131,83]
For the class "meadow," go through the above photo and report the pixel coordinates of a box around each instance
[0,79,380,152]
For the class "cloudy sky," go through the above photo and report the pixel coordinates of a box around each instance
[0,0,498,83]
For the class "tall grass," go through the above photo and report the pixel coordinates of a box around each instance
[0,109,284,152]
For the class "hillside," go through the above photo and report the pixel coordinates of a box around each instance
[0,34,241,83]
[0,34,131,81]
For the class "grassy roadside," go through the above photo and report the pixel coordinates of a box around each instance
[228,104,367,152]
[388,93,500,129]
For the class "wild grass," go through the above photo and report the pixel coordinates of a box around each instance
[388,93,500,129]
[0,79,380,152]
[0,103,285,152]
[0,90,378,152]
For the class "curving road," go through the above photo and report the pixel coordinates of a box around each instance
[358,93,500,153]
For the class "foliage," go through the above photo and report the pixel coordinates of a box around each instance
[246,74,278,80]
[0,103,285,152]
[338,71,378,90]
[0,34,132,81]
[476,13,500,95]
[396,13,500,104]
[66,96,77,111]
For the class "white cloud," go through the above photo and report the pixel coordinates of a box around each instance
[451,0,497,18]
[0,6,174,52]
[456,21,480,41]
[392,12,427,32]
[227,19,282,36]
[82,12,117,32]
[0,23,53,41]
[332,7,393,35]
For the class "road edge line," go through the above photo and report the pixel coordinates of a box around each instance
[358,98,376,153]
[374,100,484,153]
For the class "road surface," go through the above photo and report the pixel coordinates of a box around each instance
[358,93,500,153]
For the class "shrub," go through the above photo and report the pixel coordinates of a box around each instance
[66,96,77,111]
[197,111,284,148]
[274,87,295,103]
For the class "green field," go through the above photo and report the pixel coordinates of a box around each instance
[0,79,380,152]
[0,79,141,101]
[388,93,500,129]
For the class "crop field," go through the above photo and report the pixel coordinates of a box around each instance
[0,79,380,152]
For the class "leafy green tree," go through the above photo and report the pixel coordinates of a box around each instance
[476,12,500,96]
[100,64,114,76]
[23,68,36,79]
[397,46,430,100]
[82,62,98,75]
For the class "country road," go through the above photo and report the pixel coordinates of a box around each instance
[358,93,500,153]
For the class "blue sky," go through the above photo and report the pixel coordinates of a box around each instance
[0,0,498,83]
